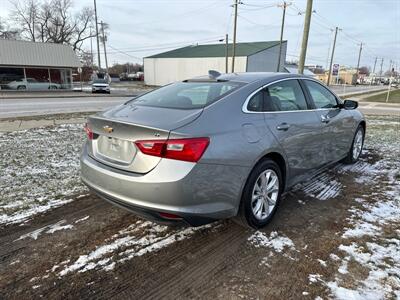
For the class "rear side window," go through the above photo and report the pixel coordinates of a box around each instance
[130,81,243,109]
[247,91,264,112]
[265,80,308,111]
[303,80,338,108]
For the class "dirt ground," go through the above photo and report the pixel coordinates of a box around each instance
[0,115,399,299]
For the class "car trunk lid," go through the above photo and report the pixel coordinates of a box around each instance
[86,104,202,173]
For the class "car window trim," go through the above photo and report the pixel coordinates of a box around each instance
[242,77,343,114]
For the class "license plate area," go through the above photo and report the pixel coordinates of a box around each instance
[95,135,136,165]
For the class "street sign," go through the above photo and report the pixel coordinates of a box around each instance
[77,67,82,74]
[332,64,339,76]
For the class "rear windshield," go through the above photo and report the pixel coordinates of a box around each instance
[129,81,244,109]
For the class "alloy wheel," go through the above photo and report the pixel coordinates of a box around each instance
[352,129,363,160]
[251,169,279,220]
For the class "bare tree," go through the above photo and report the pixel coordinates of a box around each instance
[10,0,95,51]
[0,18,19,39]
[11,0,37,41]
[358,66,370,76]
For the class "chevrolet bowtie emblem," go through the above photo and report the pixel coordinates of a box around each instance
[103,125,114,133]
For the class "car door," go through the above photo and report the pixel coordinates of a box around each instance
[27,78,39,90]
[301,79,354,163]
[261,79,324,186]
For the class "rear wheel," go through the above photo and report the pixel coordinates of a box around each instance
[235,159,282,229]
[17,85,26,90]
[344,125,364,164]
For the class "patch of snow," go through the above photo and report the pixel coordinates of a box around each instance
[294,173,342,200]
[329,253,340,261]
[9,259,20,266]
[74,216,90,224]
[57,222,213,276]
[338,260,348,274]
[309,274,322,283]
[248,231,295,253]
[317,259,327,267]
[1,199,73,226]
[15,220,74,241]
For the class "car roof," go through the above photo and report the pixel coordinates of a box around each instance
[189,72,312,84]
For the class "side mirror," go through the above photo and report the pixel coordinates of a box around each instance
[343,99,358,110]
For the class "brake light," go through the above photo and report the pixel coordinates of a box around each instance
[84,123,93,140]
[135,137,209,162]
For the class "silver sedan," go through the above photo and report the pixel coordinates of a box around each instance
[80,72,365,229]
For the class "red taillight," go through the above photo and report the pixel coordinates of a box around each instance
[135,137,209,162]
[84,123,93,140]
[159,212,182,220]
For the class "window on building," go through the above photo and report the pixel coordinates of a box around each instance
[0,67,25,90]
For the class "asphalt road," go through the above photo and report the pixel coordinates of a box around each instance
[0,85,389,119]
[0,96,130,119]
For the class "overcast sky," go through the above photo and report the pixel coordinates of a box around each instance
[1,0,399,71]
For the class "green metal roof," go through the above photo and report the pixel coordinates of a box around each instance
[145,41,284,59]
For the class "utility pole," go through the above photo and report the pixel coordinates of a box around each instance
[231,0,239,73]
[356,42,363,76]
[94,0,101,70]
[380,58,384,79]
[100,21,109,73]
[355,42,363,84]
[225,34,229,73]
[372,57,377,74]
[277,2,291,72]
[298,0,313,74]
[90,26,93,67]
[327,26,339,86]
[371,57,377,85]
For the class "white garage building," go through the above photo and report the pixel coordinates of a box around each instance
[144,41,287,86]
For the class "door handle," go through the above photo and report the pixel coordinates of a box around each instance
[276,123,290,131]
[321,115,330,123]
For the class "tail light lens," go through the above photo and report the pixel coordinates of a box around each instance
[159,212,182,220]
[135,137,209,162]
[84,123,94,140]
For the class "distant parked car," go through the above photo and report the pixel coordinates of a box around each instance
[92,79,110,94]
[7,78,60,90]
[81,72,366,229]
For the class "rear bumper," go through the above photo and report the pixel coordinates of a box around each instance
[80,145,249,226]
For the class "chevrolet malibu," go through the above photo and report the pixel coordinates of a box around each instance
[81,72,365,229]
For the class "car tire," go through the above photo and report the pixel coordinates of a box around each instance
[343,125,364,164]
[17,85,26,90]
[234,159,283,229]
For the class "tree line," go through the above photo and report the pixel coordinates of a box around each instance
[0,0,94,52]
